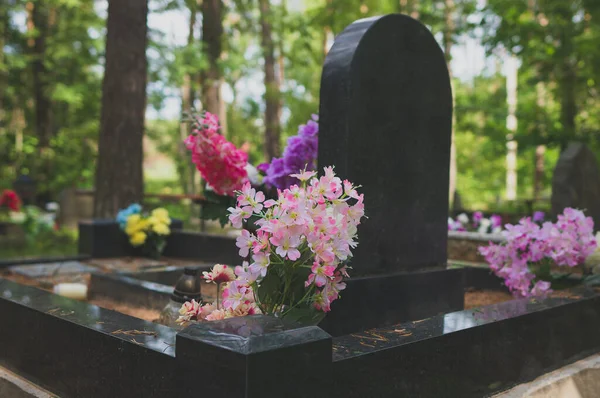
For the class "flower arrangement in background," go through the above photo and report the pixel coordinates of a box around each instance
[448,211,503,234]
[479,208,597,298]
[178,166,365,325]
[183,111,319,228]
[258,115,319,190]
[185,111,249,196]
[116,204,172,259]
[0,190,21,212]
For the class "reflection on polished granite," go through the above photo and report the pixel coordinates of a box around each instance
[0,278,176,356]
[332,289,598,361]
[0,278,178,396]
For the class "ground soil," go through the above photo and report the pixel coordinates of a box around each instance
[88,297,161,322]
[464,290,514,309]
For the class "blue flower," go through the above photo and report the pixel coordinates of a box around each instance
[116,203,142,229]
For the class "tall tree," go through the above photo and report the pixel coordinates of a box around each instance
[443,0,458,206]
[200,0,223,122]
[29,1,53,150]
[483,0,592,149]
[259,0,281,161]
[94,0,148,218]
[181,0,199,194]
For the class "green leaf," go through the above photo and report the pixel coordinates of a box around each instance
[584,274,600,287]
[282,307,325,326]
[257,270,283,309]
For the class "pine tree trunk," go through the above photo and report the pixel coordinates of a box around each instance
[93,0,148,218]
[29,1,52,149]
[200,0,223,122]
[180,1,197,195]
[443,0,457,207]
[559,62,577,148]
[505,54,518,201]
[259,0,281,161]
[0,4,7,133]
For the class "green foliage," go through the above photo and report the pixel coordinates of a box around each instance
[0,0,102,198]
[3,0,600,222]
[0,227,78,260]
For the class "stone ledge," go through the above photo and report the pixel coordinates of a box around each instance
[0,366,56,398]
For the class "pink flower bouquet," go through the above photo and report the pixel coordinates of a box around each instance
[178,167,365,326]
[479,208,597,298]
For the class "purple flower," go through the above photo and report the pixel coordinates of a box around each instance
[532,211,545,223]
[257,163,270,174]
[479,207,597,298]
[262,115,319,190]
[490,215,502,228]
[473,211,483,224]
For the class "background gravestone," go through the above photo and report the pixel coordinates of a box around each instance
[551,142,600,230]
[318,14,453,275]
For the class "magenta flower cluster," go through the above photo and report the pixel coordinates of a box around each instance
[448,212,503,234]
[259,115,319,190]
[479,208,597,298]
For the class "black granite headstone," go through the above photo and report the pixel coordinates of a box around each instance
[318,14,453,274]
[551,142,600,230]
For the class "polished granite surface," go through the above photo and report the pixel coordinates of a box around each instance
[179,315,331,355]
[9,261,97,278]
[332,288,598,361]
[0,278,176,356]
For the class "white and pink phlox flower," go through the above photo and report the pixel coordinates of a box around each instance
[235,261,259,284]
[228,206,253,228]
[177,299,201,323]
[306,262,335,288]
[203,264,236,284]
[205,309,228,321]
[222,281,249,310]
[249,252,270,277]
[237,182,265,213]
[290,170,317,182]
[236,229,255,257]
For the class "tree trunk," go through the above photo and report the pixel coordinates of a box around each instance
[0,4,7,134]
[559,62,577,148]
[322,0,333,58]
[93,0,148,218]
[505,54,518,201]
[443,0,457,207]
[28,1,53,149]
[200,0,223,124]
[180,1,197,195]
[259,0,281,161]
[534,145,545,201]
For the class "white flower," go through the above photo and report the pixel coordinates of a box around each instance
[245,163,263,186]
[478,218,491,234]
[46,202,59,212]
[9,212,25,223]
[39,214,55,227]
[492,226,503,234]
[457,213,469,224]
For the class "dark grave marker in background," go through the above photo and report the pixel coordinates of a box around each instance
[551,142,600,229]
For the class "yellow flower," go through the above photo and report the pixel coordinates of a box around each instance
[127,214,141,225]
[151,208,171,225]
[130,231,147,246]
[126,216,150,235]
[152,222,170,236]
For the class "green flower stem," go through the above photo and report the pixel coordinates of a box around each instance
[281,284,316,317]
